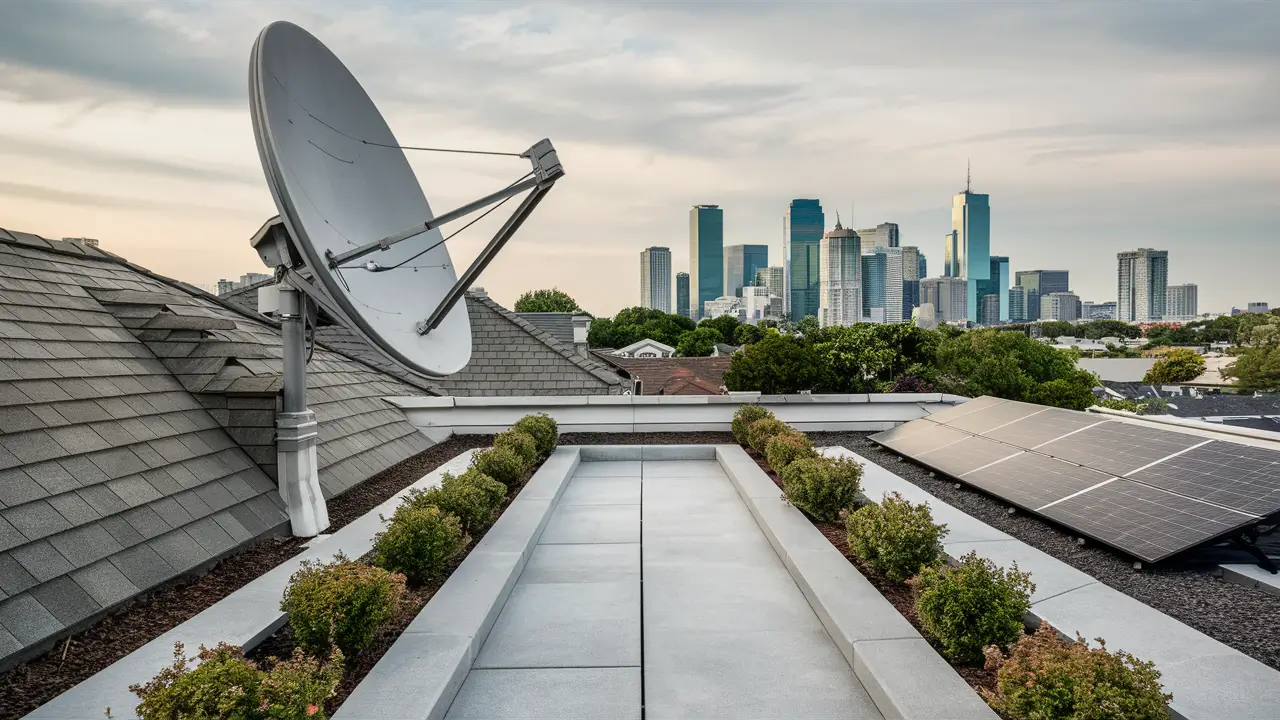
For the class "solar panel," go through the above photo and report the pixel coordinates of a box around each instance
[1037,479,1257,563]
[962,452,1113,512]
[1033,421,1208,477]
[869,395,1280,563]
[1129,441,1280,516]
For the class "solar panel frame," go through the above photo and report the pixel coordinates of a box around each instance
[872,420,972,458]
[944,401,1055,435]
[918,395,1008,425]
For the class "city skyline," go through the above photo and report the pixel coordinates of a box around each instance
[1,3,1275,316]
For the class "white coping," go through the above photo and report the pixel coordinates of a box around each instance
[823,446,1280,720]
[334,447,580,720]
[716,445,997,720]
[390,393,963,441]
[27,449,481,720]
[1219,564,1280,598]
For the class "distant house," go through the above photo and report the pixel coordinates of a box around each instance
[611,338,675,359]
[593,353,731,396]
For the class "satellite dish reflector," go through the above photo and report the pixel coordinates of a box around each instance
[249,21,562,377]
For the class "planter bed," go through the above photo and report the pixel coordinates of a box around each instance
[1,436,492,720]
[812,432,1280,673]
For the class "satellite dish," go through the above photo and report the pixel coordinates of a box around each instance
[249,21,562,377]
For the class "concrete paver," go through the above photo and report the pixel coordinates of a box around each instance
[447,668,642,719]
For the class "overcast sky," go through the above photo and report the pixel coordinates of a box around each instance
[1,1,1276,315]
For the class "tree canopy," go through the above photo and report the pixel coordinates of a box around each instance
[722,330,828,394]
[587,306,696,349]
[1142,348,1206,384]
[698,314,741,345]
[1224,310,1280,391]
[513,288,582,313]
[675,326,723,357]
[932,329,1099,410]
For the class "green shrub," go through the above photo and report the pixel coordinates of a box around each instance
[280,552,405,656]
[401,469,506,534]
[471,446,525,488]
[448,468,507,507]
[983,622,1172,720]
[373,506,467,585]
[911,551,1035,664]
[732,404,774,445]
[779,455,862,522]
[746,417,791,454]
[512,413,558,456]
[494,429,538,468]
[130,642,342,720]
[764,431,816,471]
[846,491,948,582]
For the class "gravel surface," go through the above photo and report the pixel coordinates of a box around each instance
[812,431,1280,672]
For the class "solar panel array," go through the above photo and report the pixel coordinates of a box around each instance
[869,397,1280,563]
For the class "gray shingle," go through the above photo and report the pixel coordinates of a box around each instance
[226,503,268,537]
[115,417,158,442]
[71,558,139,608]
[0,553,37,596]
[164,462,200,489]
[0,625,19,658]
[148,436,191,464]
[184,517,235,555]
[0,592,63,644]
[46,492,100,526]
[148,529,210,573]
[219,474,257,503]
[57,455,109,487]
[0,468,45,507]
[211,510,252,545]
[245,494,287,528]
[48,524,122,568]
[2,500,72,541]
[29,575,100,626]
[193,481,236,513]
[93,397,136,420]
[47,399,113,425]
[1,430,66,465]
[0,517,24,554]
[108,543,176,589]
[97,515,143,548]
[140,468,181,496]
[10,540,73,583]
[45,425,111,455]
[88,447,148,479]
[148,496,193,529]
[172,489,213,520]
[129,443,167,470]
[0,405,44,433]
[76,484,128,516]
[119,506,171,540]
[89,420,137,447]
[106,475,162,508]
[24,461,79,495]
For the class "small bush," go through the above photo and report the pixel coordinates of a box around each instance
[373,506,467,585]
[280,552,405,656]
[512,413,558,456]
[846,491,949,582]
[471,446,525,488]
[983,622,1172,720]
[746,417,791,454]
[764,431,816,471]
[131,642,342,720]
[779,455,862,522]
[448,468,507,507]
[910,551,1035,664]
[494,429,538,468]
[732,404,774,445]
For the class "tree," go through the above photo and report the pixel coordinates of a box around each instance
[723,330,828,393]
[1078,319,1142,340]
[514,288,581,313]
[1037,320,1075,339]
[698,314,741,345]
[675,326,724,357]
[734,323,764,346]
[795,315,820,338]
[586,306,695,349]
[933,329,1098,410]
[811,323,941,393]
[1142,348,1206,384]
[1224,346,1280,392]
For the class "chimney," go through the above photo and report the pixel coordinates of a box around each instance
[571,313,592,358]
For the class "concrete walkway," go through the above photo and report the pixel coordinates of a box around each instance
[445,458,881,719]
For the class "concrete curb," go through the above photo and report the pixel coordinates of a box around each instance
[716,445,996,720]
[333,447,580,720]
[27,449,481,720]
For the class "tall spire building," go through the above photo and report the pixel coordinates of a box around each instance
[950,167,991,323]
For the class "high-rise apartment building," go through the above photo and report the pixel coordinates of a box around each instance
[725,245,769,298]
[942,230,959,277]
[879,247,904,324]
[975,255,1009,324]
[818,221,861,328]
[921,277,968,324]
[918,252,927,280]
[857,222,900,251]
[900,246,922,319]
[1117,249,1168,322]
[743,286,781,322]
[1247,302,1270,314]
[754,266,785,302]
[1041,292,1080,322]
[689,205,724,319]
[951,179,991,323]
[979,294,1001,326]
[1166,283,1198,319]
[1009,286,1027,322]
[676,272,690,318]
[1014,270,1069,321]
[639,246,672,313]
[785,199,824,322]
[861,253,886,323]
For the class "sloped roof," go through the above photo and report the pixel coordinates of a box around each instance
[0,227,432,669]
[516,312,576,348]
[593,353,730,396]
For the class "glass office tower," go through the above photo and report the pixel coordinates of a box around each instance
[1014,270,1069,321]
[785,199,824,322]
[689,205,724,320]
[639,246,672,313]
[725,244,769,298]
[676,272,690,318]
[952,186,991,323]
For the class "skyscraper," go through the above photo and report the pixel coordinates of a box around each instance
[785,199,824,322]
[942,230,959,277]
[878,247,905,323]
[725,244,769,298]
[861,252,886,323]
[1041,292,1080,322]
[639,246,672,313]
[1117,249,1169,322]
[676,272,690,318]
[1166,283,1198,319]
[689,205,724,320]
[951,170,991,323]
[856,222,900,251]
[979,294,1001,326]
[818,221,861,327]
[1009,286,1027,323]
[754,266,785,301]
[901,246,922,320]
[918,252,927,280]
[921,277,968,324]
[976,255,1009,324]
[1014,270,1069,321]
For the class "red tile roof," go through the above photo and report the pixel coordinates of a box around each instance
[593,353,731,395]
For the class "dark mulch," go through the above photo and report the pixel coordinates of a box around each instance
[745,445,999,697]
[0,436,493,720]
[248,460,540,715]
